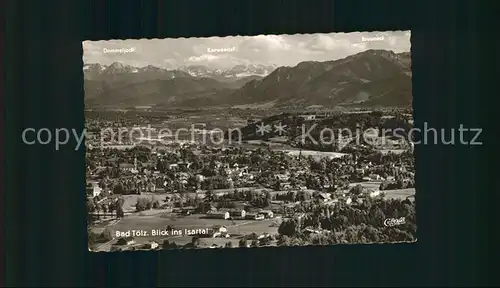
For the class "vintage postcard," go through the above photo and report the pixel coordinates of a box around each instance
[84,31,415,252]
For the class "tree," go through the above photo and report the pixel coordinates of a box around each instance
[238,238,248,248]
[259,236,271,246]
[274,180,282,191]
[113,184,126,195]
[152,199,160,209]
[264,190,272,208]
[361,225,381,242]
[201,166,215,177]
[225,242,233,248]
[162,240,176,249]
[191,236,201,247]
[116,207,124,218]
[350,184,364,196]
[88,231,100,246]
[205,189,214,203]
[277,235,291,246]
[310,159,326,172]
[86,200,96,213]
[370,207,386,227]
[95,204,102,219]
[166,241,179,249]
[278,218,300,237]
[102,227,114,241]
[251,240,259,247]
[135,198,152,212]
[379,181,390,191]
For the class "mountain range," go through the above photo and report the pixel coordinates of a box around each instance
[84,49,412,109]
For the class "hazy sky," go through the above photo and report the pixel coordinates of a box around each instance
[83,31,410,69]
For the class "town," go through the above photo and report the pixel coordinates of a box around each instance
[86,108,417,251]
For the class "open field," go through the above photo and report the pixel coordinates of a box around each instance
[383,188,416,200]
[108,193,167,212]
[282,149,347,159]
[349,181,383,189]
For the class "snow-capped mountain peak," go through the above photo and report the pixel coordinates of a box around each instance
[178,64,277,80]
[83,62,277,82]
[104,62,136,74]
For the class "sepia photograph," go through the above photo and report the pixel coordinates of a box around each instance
[84,31,416,252]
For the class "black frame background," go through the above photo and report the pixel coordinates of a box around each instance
[3,0,493,286]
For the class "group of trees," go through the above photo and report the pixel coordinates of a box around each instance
[161,238,236,250]
[86,196,125,224]
[277,198,416,244]
[238,237,272,248]
[379,179,415,190]
[135,197,161,212]
[88,227,114,249]
[274,190,313,202]
[283,112,414,152]
[161,235,273,250]
[166,188,274,211]
[275,223,414,246]
[214,189,273,208]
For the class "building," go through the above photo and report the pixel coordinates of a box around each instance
[211,225,229,238]
[315,193,331,202]
[298,114,316,121]
[205,210,230,220]
[197,202,217,214]
[247,118,262,126]
[258,210,274,218]
[368,173,384,181]
[258,233,272,240]
[141,241,159,250]
[212,225,228,233]
[222,209,246,219]
[195,174,205,183]
[275,174,289,181]
[303,227,323,235]
[86,181,102,197]
[177,161,192,170]
[245,213,264,220]
[315,113,331,120]
[159,205,173,213]
[119,163,135,172]
[177,172,189,182]
[149,241,159,249]
[180,207,195,215]
[369,190,381,198]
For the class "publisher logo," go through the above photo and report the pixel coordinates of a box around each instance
[384,217,406,227]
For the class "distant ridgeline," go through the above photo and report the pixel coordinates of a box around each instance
[84,50,412,109]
